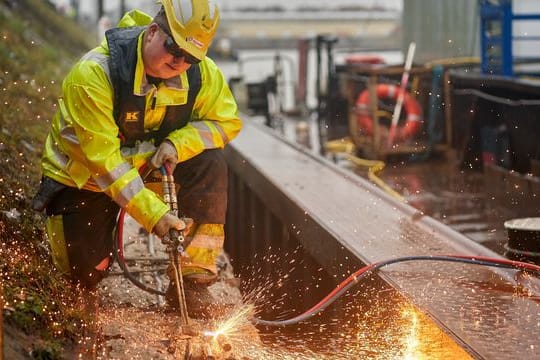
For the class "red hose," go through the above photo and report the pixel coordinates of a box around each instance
[253,254,540,327]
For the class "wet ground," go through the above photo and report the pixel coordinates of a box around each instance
[215,50,526,255]
[234,251,477,360]
[275,114,522,258]
[92,215,259,359]
[86,119,538,359]
[376,159,516,255]
[223,117,540,359]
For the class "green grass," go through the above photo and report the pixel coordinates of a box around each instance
[0,0,97,357]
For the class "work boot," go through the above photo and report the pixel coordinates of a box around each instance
[183,269,218,285]
[165,279,225,319]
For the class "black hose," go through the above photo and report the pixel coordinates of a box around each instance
[252,255,540,327]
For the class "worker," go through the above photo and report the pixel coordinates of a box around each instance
[31,0,242,318]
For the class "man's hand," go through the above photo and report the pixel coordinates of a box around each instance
[150,140,178,172]
[153,212,192,238]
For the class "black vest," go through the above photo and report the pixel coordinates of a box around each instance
[105,26,201,146]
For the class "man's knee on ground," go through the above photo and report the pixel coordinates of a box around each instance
[73,268,108,289]
[95,256,110,271]
[71,257,110,289]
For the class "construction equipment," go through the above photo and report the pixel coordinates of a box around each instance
[115,163,194,324]
[160,163,190,326]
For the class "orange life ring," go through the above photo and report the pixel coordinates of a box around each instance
[355,84,422,141]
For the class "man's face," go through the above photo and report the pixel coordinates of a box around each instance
[143,23,192,79]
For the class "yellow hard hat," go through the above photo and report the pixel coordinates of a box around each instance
[158,0,219,61]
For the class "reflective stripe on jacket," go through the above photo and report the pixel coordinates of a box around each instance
[41,10,242,232]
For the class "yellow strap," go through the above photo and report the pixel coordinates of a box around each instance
[346,154,405,202]
[325,137,406,202]
[46,215,71,275]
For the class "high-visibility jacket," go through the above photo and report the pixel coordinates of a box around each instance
[41,10,242,232]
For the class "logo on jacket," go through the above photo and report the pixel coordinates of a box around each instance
[124,111,140,122]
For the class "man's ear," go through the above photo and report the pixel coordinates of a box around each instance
[147,23,160,39]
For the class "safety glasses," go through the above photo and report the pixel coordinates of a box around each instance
[159,26,201,65]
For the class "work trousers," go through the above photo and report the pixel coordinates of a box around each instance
[43,149,228,288]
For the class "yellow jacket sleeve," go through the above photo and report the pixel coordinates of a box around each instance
[45,57,169,232]
[166,57,242,162]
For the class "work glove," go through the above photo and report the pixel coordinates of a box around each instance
[150,140,178,173]
[153,212,193,238]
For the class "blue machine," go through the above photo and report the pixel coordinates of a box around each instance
[480,0,540,77]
